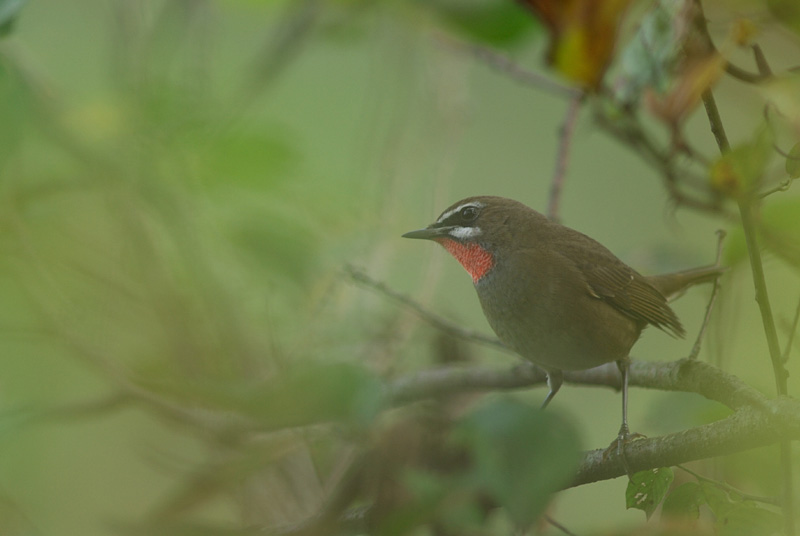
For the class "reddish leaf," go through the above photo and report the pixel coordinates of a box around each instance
[518,0,632,90]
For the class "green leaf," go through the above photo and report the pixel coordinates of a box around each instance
[785,142,800,179]
[625,467,674,519]
[156,361,385,430]
[696,481,730,513]
[716,501,783,536]
[0,61,29,170]
[454,397,582,528]
[768,0,800,35]
[427,0,538,47]
[709,124,774,199]
[662,481,704,519]
[203,127,298,189]
[0,0,26,38]
[724,195,800,270]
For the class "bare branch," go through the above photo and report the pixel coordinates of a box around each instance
[345,265,510,353]
[548,93,584,222]
[783,295,800,364]
[688,230,726,359]
[388,359,771,413]
[440,37,582,99]
[571,401,800,488]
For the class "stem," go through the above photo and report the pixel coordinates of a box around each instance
[699,57,795,529]
[688,230,726,359]
[548,93,583,222]
[677,464,781,506]
[738,198,795,535]
[737,202,789,394]
[784,295,800,364]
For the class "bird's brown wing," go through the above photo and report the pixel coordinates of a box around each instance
[583,263,685,337]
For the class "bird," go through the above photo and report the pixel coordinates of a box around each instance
[402,195,723,444]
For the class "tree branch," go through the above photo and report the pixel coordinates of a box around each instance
[572,401,800,488]
[388,359,799,489]
[388,359,771,412]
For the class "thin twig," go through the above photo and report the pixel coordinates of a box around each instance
[759,179,794,198]
[676,464,781,506]
[783,295,800,364]
[725,62,769,84]
[689,230,726,359]
[773,144,800,161]
[591,102,732,218]
[443,38,582,99]
[345,265,510,352]
[545,515,580,536]
[701,90,730,152]
[548,93,584,222]
[752,44,773,77]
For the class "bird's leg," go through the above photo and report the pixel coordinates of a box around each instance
[540,369,563,410]
[604,358,645,473]
[617,358,631,443]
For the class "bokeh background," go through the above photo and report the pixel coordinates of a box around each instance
[1,0,799,534]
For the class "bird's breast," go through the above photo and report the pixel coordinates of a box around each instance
[435,238,495,283]
[473,255,641,371]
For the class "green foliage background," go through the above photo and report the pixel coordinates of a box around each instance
[0,0,799,535]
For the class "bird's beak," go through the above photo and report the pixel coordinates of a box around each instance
[402,226,448,240]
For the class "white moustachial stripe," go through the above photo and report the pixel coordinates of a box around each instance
[449,226,482,240]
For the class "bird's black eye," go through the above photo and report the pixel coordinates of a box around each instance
[460,206,479,221]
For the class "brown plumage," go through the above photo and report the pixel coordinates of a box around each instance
[403,195,723,436]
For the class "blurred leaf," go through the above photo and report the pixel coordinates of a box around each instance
[699,482,783,536]
[662,482,704,519]
[647,52,725,128]
[204,128,298,189]
[709,124,773,199]
[518,0,633,90]
[116,520,264,536]
[0,60,29,170]
[626,466,674,519]
[454,397,581,528]
[0,0,25,37]
[179,361,384,430]
[785,142,800,178]
[768,0,800,35]
[0,406,37,442]
[378,470,453,536]
[230,208,317,282]
[429,0,538,47]
[715,502,783,536]
[725,195,800,270]
[759,74,800,132]
[614,0,693,105]
[0,491,37,536]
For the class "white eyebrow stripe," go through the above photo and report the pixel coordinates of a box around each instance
[436,201,485,224]
[449,226,482,240]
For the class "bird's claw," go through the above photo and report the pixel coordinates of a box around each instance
[602,426,646,470]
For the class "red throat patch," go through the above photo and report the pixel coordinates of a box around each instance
[435,238,495,283]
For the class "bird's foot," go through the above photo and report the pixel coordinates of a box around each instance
[602,425,646,474]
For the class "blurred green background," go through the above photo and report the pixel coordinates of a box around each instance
[1,0,799,534]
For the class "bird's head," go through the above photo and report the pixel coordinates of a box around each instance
[402,196,542,283]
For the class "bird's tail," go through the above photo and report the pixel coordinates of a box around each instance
[648,265,727,302]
